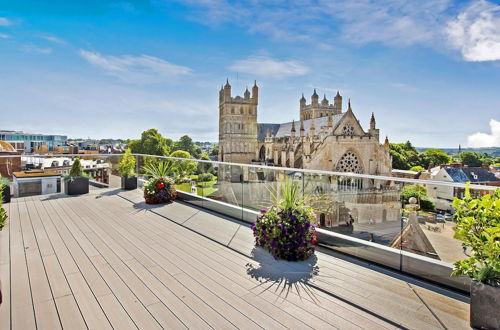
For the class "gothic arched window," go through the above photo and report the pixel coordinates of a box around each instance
[336,151,362,173]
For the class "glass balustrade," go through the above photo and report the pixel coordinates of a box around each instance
[1,152,497,291]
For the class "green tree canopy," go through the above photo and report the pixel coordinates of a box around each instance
[400,184,435,210]
[210,144,219,157]
[421,148,451,168]
[389,141,423,170]
[409,165,425,172]
[170,150,197,179]
[173,135,202,158]
[128,129,172,156]
[459,151,483,167]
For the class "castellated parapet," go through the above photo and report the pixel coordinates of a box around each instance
[300,90,342,121]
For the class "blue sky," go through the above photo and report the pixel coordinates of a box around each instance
[0,0,499,147]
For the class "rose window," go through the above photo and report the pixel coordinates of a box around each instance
[342,125,355,136]
[336,151,362,173]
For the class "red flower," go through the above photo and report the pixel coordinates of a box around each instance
[157,182,165,189]
[311,233,318,245]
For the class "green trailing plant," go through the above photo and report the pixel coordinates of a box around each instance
[65,158,87,179]
[452,185,500,286]
[118,149,136,177]
[0,183,7,230]
[252,178,317,261]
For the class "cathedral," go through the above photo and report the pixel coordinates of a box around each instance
[218,80,393,177]
[218,80,401,228]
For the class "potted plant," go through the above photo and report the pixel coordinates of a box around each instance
[0,184,7,230]
[452,186,499,329]
[64,158,89,195]
[251,178,317,261]
[142,161,177,204]
[118,149,137,190]
[0,175,11,203]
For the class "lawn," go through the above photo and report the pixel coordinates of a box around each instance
[175,180,218,197]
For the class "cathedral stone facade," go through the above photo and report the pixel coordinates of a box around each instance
[218,81,393,178]
[218,81,401,227]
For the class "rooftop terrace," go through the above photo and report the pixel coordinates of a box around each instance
[0,189,470,329]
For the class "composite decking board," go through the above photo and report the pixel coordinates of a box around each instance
[50,198,158,330]
[91,193,372,328]
[0,202,11,330]
[85,193,308,325]
[107,194,462,330]
[71,196,253,330]
[31,197,88,330]
[142,201,446,329]
[40,199,114,330]
[89,195,316,327]
[8,199,37,330]
[103,195,392,328]
[67,201,221,330]
[97,195,390,329]
[57,197,187,329]
[1,191,471,329]
[22,199,62,330]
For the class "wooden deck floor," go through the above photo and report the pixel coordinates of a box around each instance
[0,189,471,329]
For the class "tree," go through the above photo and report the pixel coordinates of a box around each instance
[389,141,423,170]
[196,152,215,175]
[460,152,483,167]
[400,184,435,211]
[128,129,172,156]
[173,135,201,158]
[170,150,197,180]
[210,144,219,157]
[421,149,451,168]
[409,165,425,172]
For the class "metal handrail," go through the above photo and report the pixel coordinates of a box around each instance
[1,152,497,191]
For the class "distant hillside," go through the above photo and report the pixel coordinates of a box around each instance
[417,147,500,157]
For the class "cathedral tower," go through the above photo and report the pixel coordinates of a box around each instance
[218,80,259,164]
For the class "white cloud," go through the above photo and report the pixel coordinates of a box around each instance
[467,119,500,147]
[446,0,500,61]
[40,35,66,44]
[79,49,192,83]
[0,17,12,26]
[22,44,52,54]
[0,33,9,39]
[174,0,450,45]
[229,56,309,79]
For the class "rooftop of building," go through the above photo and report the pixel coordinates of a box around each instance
[257,113,346,140]
[0,188,471,329]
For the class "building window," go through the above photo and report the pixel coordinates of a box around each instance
[240,107,243,114]
[342,124,355,136]
[336,151,362,173]
[231,107,235,114]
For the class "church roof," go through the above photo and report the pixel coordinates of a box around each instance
[257,123,280,140]
[257,113,346,141]
[276,113,345,138]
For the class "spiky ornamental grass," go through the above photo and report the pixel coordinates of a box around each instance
[252,178,317,261]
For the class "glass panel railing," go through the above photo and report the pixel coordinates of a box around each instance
[3,152,498,291]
